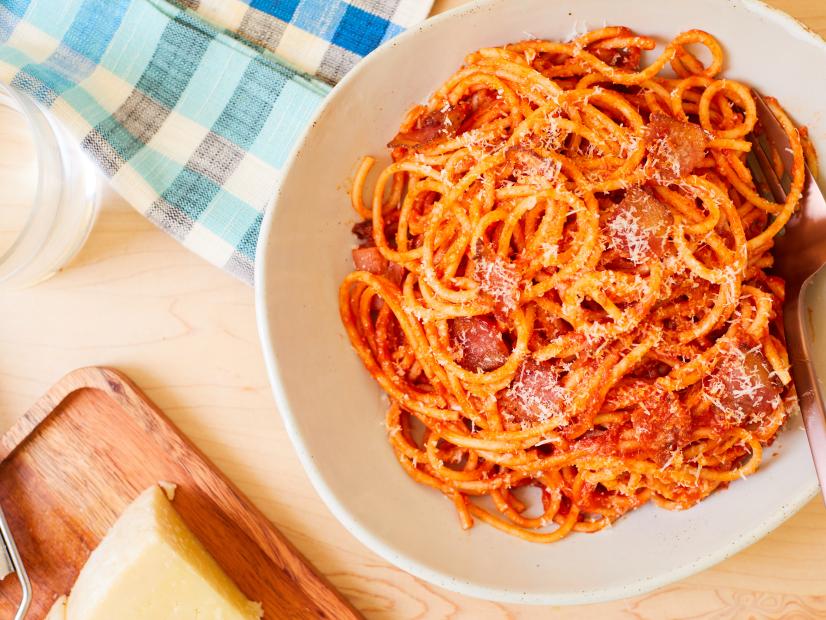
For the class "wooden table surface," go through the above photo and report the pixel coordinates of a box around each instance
[2,1,826,618]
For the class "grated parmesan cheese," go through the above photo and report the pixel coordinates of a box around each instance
[505,362,573,428]
[473,254,520,312]
[702,345,781,426]
[607,208,650,265]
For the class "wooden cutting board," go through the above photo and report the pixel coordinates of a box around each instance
[0,367,362,619]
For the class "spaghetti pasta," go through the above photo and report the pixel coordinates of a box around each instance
[339,27,805,542]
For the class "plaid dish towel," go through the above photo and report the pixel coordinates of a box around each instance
[0,0,432,283]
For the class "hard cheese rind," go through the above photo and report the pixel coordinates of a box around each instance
[64,486,263,620]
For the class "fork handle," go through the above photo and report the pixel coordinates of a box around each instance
[0,506,31,620]
[785,282,826,502]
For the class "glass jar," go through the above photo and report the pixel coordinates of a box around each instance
[0,82,101,289]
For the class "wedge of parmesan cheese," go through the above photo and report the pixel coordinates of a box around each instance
[63,485,262,620]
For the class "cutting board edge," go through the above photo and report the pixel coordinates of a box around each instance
[0,366,362,620]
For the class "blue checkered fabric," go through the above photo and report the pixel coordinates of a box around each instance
[0,0,432,283]
[188,0,429,85]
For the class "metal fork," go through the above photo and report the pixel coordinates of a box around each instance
[750,92,826,499]
[0,504,31,619]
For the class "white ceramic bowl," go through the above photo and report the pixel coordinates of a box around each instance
[256,0,825,605]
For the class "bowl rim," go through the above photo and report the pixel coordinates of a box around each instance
[255,0,824,605]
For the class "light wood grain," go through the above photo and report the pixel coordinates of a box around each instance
[0,367,360,620]
[1,2,826,619]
